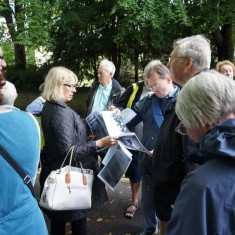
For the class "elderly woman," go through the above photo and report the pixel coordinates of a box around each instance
[40,66,118,235]
[216,60,235,79]
[165,70,235,235]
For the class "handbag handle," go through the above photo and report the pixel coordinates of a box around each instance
[60,145,87,185]
[60,145,75,169]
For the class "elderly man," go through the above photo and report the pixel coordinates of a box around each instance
[113,60,179,235]
[86,58,124,116]
[110,77,153,220]
[166,71,235,235]
[152,35,211,235]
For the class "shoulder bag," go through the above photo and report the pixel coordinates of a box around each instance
[0,145,35,197]
[39,145,94,211]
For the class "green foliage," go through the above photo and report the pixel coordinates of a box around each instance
[0,0,235,88]
[6,64,50,89]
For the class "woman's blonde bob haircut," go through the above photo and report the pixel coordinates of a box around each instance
[42,66,78,102]
[176,70,235,129]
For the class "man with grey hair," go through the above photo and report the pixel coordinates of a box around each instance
[168,34,211,86]
[152,35,211,235]
[166,70,235,235]
[0,81,18,106]
[112,60,180,235]
[86,58,124,116]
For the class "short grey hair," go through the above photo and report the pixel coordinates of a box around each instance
[143,60,171,79]
[176,70,235,129]
[43,66,78,102]
[0,81,18,105]
[99,59,116,77]
[174,35,211,70]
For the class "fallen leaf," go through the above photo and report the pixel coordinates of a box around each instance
[97,218,103,222]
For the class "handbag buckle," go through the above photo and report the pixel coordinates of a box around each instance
[24,175,31,185]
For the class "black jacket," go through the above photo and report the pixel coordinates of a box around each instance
[86,78,124,116]
[40,101,108,221]
[114,81,145,108]
[152,99,195,221]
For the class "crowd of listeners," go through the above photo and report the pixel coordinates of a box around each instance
[1,33,235,235]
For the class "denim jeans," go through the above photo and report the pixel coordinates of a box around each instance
[141,174,158,233]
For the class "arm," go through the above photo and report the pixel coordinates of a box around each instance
[51,108,118,161]
[26,97,44,115]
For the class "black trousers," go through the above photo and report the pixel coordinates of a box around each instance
[51,218,87,235]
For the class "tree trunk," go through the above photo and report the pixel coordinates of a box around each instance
[134,49,139,83]
[14,44,26,70]
[213,23,234,61]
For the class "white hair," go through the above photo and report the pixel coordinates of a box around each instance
[0,81,18,105]
[174,35,211,70]
[176,70,235,129]
[99,59,116,77]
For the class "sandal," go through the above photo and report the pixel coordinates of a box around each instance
[125,203,139,219]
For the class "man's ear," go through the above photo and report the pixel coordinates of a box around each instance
[186,57,194,69]
[166,75,173,84]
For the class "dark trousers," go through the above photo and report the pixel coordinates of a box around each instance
[51,218,87,235]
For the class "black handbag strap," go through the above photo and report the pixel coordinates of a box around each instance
[0,145,35,197]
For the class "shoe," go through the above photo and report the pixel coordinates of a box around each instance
[125,203,139,219]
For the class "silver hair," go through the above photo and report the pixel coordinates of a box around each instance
[99,59,116,77]
[176,70,235,129]
[143,60,171,79]
[0,81,18,105]
[174,35,211,70]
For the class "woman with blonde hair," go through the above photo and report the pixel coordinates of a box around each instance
[40,66,118,235]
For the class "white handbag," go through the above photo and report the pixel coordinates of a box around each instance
[39,146,94,210]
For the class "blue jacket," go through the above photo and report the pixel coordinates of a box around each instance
[166,118,235,235]
[128,87,179,176]
[0,107,48,235]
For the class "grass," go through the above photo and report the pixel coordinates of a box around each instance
[15,88,88,118]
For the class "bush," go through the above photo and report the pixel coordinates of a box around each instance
[6,64,51,90]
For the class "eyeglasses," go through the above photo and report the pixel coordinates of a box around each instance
[146,83,161,90]
[168,56,187,64]
[63,84,78,89]
[175,121,188,135]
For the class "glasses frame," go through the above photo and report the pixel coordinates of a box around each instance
[168,56,187,64]
[146,83,161,91]
[63,84,78,89]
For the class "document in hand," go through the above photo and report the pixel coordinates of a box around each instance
[101,111,149,153]
[98,141,132,190]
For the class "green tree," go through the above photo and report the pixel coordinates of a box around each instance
[0,0,52,69]
[183,0,235,62]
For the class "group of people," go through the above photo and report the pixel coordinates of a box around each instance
[1,33,235,235]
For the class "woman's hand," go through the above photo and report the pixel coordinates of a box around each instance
[96,136,119,148]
